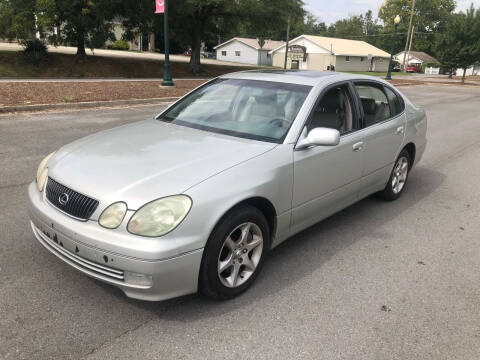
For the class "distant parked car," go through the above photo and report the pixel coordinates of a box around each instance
[406,65,422,73]
[29,71,427,301]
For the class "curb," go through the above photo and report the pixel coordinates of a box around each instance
[0,97,180,114]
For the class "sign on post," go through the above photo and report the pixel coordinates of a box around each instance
[155,0,164,14]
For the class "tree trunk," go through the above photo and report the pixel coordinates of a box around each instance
[76,32,86,57]
[462,68,466,84]
[189,17,203,74]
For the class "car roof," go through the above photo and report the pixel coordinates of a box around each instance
[219,69,388,87]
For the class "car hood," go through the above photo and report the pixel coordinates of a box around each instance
[49,120,276,210]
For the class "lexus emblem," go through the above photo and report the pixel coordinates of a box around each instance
[58,193,69,206]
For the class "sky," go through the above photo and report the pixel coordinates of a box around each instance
[304,0,480,24]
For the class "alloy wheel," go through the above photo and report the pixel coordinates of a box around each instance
[392,156,409,194]
[217,222,263,288]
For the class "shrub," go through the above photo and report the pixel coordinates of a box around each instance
[21,39,48,65]
[107,40,130,51]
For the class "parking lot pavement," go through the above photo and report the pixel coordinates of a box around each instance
[1,84,479,360]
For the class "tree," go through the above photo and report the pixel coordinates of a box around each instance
[37,0,119,56]
[0,0,37,41]
[379,0,455,56]
[435,6,480,83]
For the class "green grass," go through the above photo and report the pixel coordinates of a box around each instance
[0,51,259,79]
[344,71,412,77]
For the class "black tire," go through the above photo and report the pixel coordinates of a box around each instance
[381,149,410,201]
[199,204,270,300]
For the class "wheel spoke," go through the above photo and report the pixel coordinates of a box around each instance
[243,256,256,271]
[239,223,251,244]
[224,237,236,251]
[218,256,233,274]
[228,262,241,287]
[245,236,262,252]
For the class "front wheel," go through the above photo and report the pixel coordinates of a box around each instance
[381,149,410,201]
[199,205,270,300]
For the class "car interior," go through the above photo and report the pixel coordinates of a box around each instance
[308,86,354,134]
[355,84,391,126]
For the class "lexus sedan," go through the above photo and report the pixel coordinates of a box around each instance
[28,70,427,301]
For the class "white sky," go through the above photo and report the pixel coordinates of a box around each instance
[304,0,480,24]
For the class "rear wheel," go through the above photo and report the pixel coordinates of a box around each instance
[199,205,270,300]
[381,149,410,201]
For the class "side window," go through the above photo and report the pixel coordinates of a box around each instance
[355,83,391,126]
[383,86,405,117]
[308,85,358,135]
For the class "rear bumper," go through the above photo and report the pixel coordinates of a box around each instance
[28,182,203,301]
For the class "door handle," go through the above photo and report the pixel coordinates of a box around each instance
[396,126,405,134]
[352,142,364,152]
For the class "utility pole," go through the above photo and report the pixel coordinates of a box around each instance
[402,0,416,71]
[283,16,290,69]
[406,25,415,69]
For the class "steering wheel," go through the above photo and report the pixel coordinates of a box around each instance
[269,118,290,128]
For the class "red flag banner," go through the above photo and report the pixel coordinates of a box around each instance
[155,0,164,13]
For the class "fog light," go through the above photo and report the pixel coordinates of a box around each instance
[124,271,153,287]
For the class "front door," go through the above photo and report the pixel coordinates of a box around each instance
[291,83,365,234]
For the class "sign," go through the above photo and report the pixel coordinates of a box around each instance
[155,0,164,14]
[287,45,307,62]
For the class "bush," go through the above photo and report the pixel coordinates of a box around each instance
[21,39,48,65]
[107,40,130,51]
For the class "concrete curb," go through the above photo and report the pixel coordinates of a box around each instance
[0,97,180,114]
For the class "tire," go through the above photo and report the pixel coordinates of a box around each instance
[381,149,410,201]
[199,204,270,300]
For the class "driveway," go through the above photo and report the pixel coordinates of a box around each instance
[0,42,253,67]
[0,84,479,359]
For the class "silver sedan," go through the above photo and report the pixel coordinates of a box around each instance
[28,70,427,301]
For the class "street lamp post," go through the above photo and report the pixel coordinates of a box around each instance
[386,15,401,81]
[161,0,174,86]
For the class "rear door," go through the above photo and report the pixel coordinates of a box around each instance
[353,82,406,197]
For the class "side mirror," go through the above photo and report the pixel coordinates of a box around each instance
[296,127,340,149]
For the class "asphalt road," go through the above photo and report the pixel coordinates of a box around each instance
[1,84,479,360]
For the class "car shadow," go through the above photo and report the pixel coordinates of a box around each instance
[93,166,445,320]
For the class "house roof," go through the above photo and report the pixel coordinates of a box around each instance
[270,35,390,58]
[395,51,438,63]
[214,37,285,51]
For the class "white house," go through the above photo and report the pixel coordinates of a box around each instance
[394,51,440,74]
[214,38,285,66]
[269,35,391,72]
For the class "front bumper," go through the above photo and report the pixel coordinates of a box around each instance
[28,182,203,301]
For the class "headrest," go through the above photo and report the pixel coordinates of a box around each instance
[361,98,376,114]
[320,89,343,109]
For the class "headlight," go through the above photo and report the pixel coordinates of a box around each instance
[36,152,55,191]
[127,195,192,237]
[99,202,128,229]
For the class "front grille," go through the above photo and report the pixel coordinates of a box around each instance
[45,177,99,220]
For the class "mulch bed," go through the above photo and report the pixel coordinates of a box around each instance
[0,80,207,107]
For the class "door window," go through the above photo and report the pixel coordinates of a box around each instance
[355,83,391,126]
[383,86,405,117]
[307,85,358,134]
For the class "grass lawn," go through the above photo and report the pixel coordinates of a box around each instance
[0,51,258,78]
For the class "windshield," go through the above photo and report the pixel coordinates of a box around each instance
[158,78,311,143]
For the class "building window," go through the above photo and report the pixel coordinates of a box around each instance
[221,51,226,56]
[235,51,241,56]
[360,57,364,62]
[345,56,350,62]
